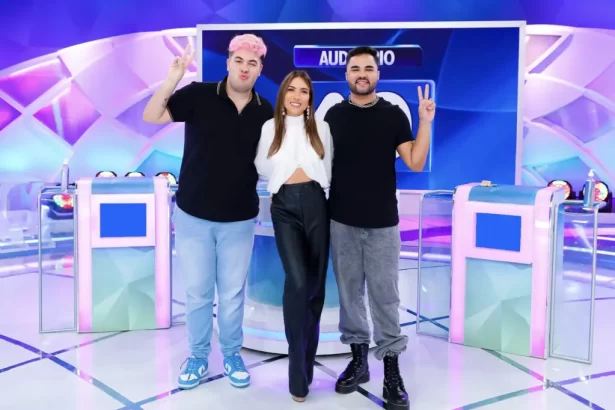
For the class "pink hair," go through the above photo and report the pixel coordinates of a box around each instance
[228,34,267,59]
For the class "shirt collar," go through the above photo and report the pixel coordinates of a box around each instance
[216,75,262,106]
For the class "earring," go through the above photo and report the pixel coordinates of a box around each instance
[305,107,310,119]
[282,108,286,116]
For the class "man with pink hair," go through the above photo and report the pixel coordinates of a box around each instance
[143,33,273,390]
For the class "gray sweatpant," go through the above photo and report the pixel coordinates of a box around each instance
[330,219,408,360]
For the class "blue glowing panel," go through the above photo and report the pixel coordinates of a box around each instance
[92,177,154,194]
[475,213,521,252]
[100,203,147,238]
[468,185,540,205]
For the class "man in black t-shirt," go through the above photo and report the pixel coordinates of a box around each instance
[142,34,273,391]
[324,46,435,410]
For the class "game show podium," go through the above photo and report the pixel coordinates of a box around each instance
[74,177,172,333]
[448,183,567,359]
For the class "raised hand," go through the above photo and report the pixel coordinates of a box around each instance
[168,44,196,84]
[417,84,436,123]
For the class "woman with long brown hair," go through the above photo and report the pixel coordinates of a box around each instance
[255,70,333,402]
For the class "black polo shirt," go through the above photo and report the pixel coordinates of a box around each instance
[325,98,414,228]
[167,77,273,222]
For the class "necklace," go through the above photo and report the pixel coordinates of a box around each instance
[348,96,379,108]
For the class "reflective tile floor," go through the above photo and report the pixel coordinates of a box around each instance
[1,253,614,410]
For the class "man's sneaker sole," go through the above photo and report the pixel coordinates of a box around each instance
[223,371,250,388]
[178,369,209,390]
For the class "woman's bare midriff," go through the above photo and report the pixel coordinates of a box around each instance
[284,167,312,184]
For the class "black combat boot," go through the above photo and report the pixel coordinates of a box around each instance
[383,354,409,410]
[335,343,370,394]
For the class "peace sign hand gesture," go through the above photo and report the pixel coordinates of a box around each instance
[417,84,436,123]
[168,44,196,84]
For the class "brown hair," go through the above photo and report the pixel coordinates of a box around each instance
[267,71,324,159]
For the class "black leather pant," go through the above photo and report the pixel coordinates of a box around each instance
[270,181,329,398]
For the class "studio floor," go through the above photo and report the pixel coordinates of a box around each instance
[1,251,614,410]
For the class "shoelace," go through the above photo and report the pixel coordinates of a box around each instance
[386,358,404,388]
[181,357,200,373]
[348,351,364,373]
[229,355,246,372]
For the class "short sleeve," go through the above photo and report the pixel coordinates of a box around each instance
[395,107,415,147]
[324,107,333,124]
[261,99,274,122]
[166,82,200,122]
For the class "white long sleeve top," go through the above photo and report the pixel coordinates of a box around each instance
[255,115,333,195]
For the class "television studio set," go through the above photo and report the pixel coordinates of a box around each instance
[0,1,614,409]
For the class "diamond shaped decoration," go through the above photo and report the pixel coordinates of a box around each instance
[33,82,101,145]
[208,0,236,11]
[526,35,561,68]
[542,96,615,144]
[72,53,149,118]
[0,117,72,181]
[135,149,182,179]
[163,36,197,73]
[146,123,185,157]
[115,95,167,138]
[0,98,20,132]
[173,36,190,50]
[215,0,286,22]
[532,156,592,190]
[587,60,615,103]
[69,118,149,178]
[0,58,70,107]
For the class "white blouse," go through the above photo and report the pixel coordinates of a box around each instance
[255,115,333,195]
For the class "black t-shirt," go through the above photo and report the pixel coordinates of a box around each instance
[167,77,273,222]
[324,98,414,228]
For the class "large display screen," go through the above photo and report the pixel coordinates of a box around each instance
[197,22,524,190]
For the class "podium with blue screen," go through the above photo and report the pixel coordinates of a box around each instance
[449,184,566,358]
[415,182,601,364]
[75,177,171,333]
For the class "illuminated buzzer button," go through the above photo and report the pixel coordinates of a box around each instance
[594,181,609,201]
[96,171,117,177]
[156,172,177,185]
[548,180,572,200]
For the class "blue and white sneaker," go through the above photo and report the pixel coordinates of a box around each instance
[223,353,250,388]
[178,356,209,390]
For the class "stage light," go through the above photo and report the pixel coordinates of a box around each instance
[96,171,117,177]
[156,172,177,185]
[595,181,609,202]
[125,171,145,177]
[52,193,73,209]
[580,180,612,213]
[548,180,574,199]
[582,181,610,201]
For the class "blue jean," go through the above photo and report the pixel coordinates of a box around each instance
[172,206,256,359]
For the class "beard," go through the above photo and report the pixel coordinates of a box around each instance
[348,79,376,95]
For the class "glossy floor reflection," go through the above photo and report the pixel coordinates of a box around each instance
[0,255,614,409]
